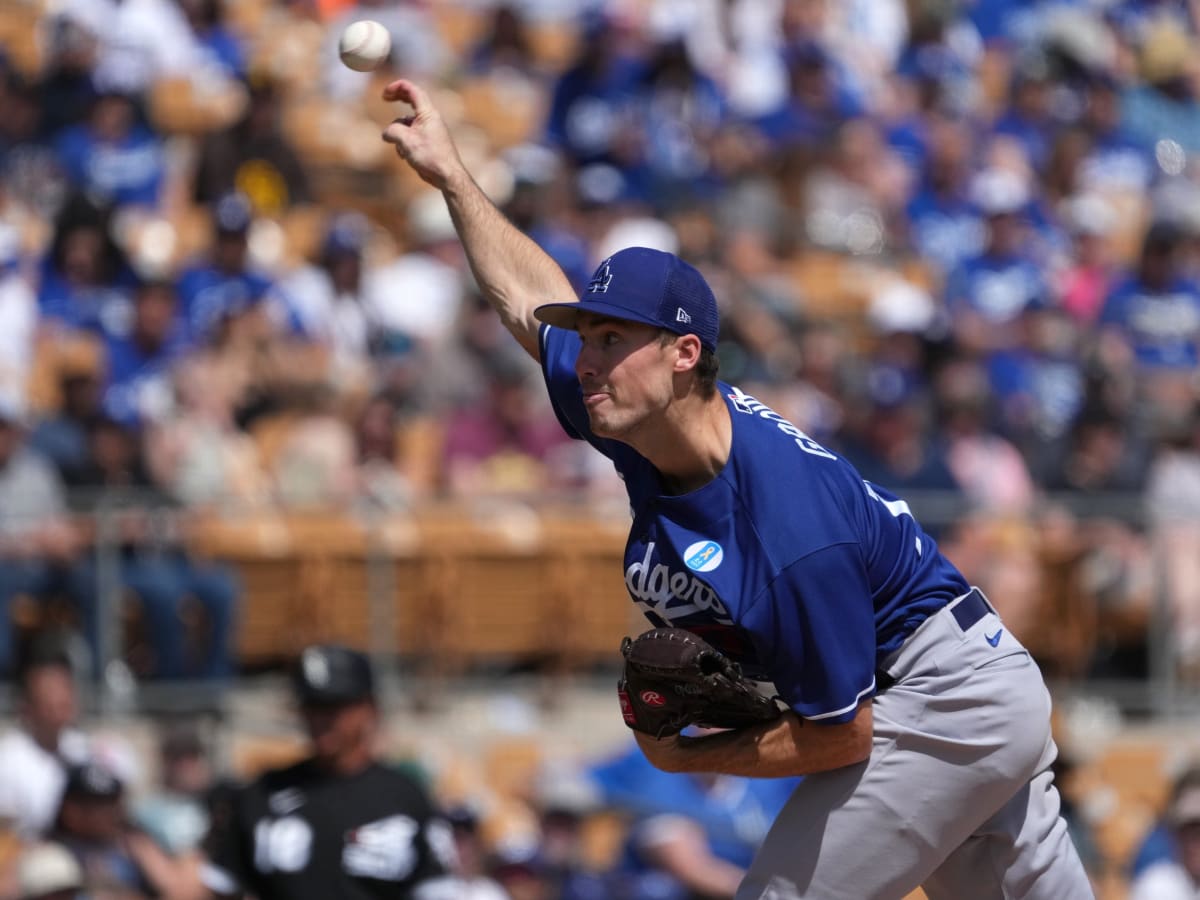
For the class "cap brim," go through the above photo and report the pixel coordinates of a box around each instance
[533,300,665,332]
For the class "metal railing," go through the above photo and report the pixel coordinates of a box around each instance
[2,487,1192,720]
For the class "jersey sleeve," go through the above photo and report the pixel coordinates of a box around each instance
[743,543,877,724]
[390,774,457,892]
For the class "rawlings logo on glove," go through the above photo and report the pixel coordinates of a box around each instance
[617,628,784,738]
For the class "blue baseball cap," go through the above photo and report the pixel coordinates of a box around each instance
[534,247,719,352]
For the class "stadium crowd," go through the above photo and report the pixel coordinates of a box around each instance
[3,0,1200,895]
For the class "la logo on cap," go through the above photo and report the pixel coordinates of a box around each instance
[587,258,613,294]
[302,648,330,686]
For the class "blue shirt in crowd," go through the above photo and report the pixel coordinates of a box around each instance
[103,330,191,427]
[176,265,274,342]
[1099,275,1200,369]
[54,123,164,208]
[945,252,1047,327]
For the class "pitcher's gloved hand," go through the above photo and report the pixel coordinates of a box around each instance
[617,628,783,739]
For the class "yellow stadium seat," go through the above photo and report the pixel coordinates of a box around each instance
[0,1,44,77]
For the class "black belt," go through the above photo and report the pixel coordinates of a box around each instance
[874,588,992,696]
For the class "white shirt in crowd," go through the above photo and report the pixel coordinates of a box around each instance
[0,727,91,839]
[1129,861,1200,900]
[0,725,142,839]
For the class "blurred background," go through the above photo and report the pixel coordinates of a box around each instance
[1,0,1200,896]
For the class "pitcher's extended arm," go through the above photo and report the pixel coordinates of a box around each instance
[382,79,576,360]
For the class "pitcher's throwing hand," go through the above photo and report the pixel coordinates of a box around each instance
[381,79,464,191]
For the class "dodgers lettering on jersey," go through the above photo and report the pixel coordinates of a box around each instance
[540,325,969,723]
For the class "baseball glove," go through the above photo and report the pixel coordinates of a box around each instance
[617,628,783,738]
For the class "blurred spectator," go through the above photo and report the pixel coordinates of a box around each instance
[1054,193,1121,326]
[891,2,982,122]
[769,321,850,446]
[987,298,1086,467]
[1043,407,1155,678]
[193,76,311,213]
[468,4,542,80]
[54,89,165,210]
[0,648,92,839]
[1146,407,1200,674]
[0,401,96,678]
[1041,126,1092,216]
[0,214,36,403]
[824,0,909,104]
[48,761,183,898]
[863,279,938,392]
[530,765,608,900]
[269,385,359,509]
[1045,403,1151,506]
[486,841,552,900]
[324,0,448,101]
[176,193,275,346]
[0,73,63,217]
[38,18,101,141]
[178,0,247,81]
[144,354,272,511]
[132,725,215,856]
[353,395,417,511]
[838,363,960,501]
[1131,766,1200,883]
[801,117,906,255]
[502,157,593,294]
[943,168,1047,354]
[756,41,864,153]
[544,10,644,168]
[444,805,508,900]
[935,356,1037,515]
[1077,72,1154,193]
[269,212,371,386]
[65,415,239,681]
[29,370,104,484]
[590,740,799,899]
[362,191,468,357]
[629,38,727,207]
[902,114,985,277]
[37,195,135,340]
[201,644,457,898]
[1130,766,1200,900]
[441,359,571,498]
[1122,19,1200,154]
[991,52,1057,170]
[101,279,191,429]
[13,841,85,900]
[649,0,787,119]
[710,231,801,386]
[51,0,203,96]
[1099,222,1200,429]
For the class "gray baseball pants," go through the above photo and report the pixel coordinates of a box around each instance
[735,592,1094,900]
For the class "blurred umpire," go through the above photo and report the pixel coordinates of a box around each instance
[201,644,459,899]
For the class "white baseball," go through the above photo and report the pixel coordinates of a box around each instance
[338,19,391,72]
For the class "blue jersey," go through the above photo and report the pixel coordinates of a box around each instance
[176,264,273,341]
[540,325,969,724]
[1100,274,1200,369]
[54,124,164,209]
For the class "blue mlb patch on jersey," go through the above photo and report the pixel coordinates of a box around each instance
[685,541,723,572]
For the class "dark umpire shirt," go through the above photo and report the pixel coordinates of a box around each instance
[203,759,455,899]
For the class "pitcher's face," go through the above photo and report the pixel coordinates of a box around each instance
[574,314,675,440]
